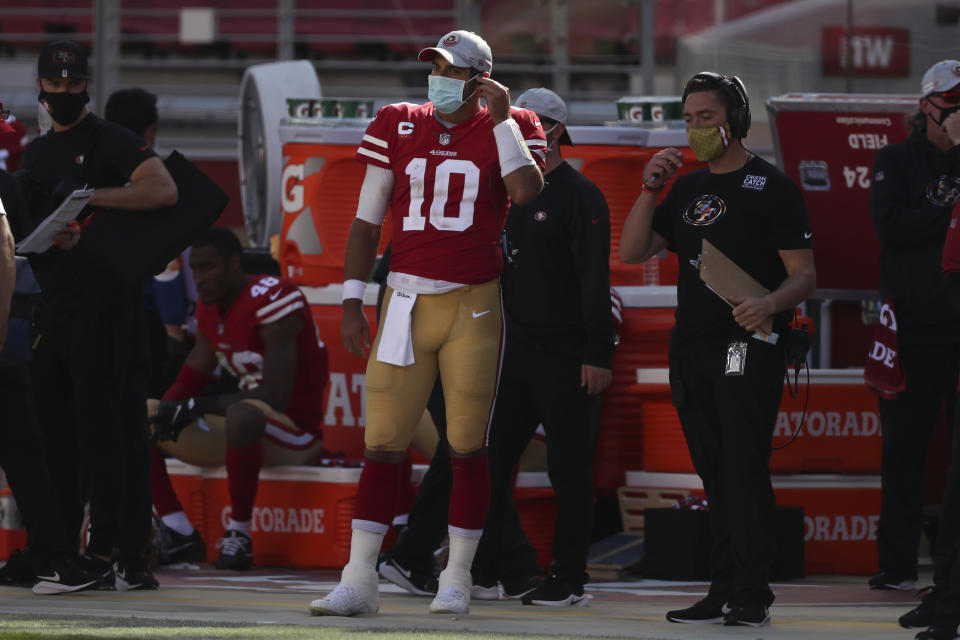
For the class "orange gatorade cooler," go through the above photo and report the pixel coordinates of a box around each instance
[632,367,881,474]
[201,465,363,569]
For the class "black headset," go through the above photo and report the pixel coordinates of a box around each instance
[681,71,751,139]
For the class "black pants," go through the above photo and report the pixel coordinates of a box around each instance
[0,364,70,564]
[388,378,539,576]
[32,295,153,561]
[931,397,960,624]
[473,338,594,585]
[877,341,960,577]
[669,337,785,606]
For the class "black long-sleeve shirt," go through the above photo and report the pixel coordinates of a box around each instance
[870,128,960,344]
[501,161,615,368]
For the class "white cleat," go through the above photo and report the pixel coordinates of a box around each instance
[309,565,379,616]
[471,583,501,601]
[430,568,472,614]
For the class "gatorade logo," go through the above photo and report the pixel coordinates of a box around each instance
[804,514,878,542]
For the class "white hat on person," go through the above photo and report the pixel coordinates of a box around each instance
[921,60,960,96]
[515,87,574,146]
[418,30,492,74]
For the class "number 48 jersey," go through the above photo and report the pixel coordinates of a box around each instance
[357,102,546,284]
[195,275,329,434]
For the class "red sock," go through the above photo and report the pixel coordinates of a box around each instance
[226,441,262,522]
[353,459,403,527]
[449,452,490,532]
[395,454,414,519]
[151,444,184,516]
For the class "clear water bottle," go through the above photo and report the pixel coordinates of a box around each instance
[642,257,660,286]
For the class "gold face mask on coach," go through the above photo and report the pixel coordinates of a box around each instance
[686,123,733,162]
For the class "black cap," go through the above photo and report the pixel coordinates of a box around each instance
[38,40,89,80]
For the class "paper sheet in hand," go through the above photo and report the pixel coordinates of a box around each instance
[698,238,777,343]
[15,188,94,254]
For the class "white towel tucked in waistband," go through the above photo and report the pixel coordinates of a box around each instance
[376,289,417,366]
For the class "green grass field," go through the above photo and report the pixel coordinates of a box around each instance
[0,617,586,640]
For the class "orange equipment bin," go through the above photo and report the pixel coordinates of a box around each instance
[277,126,391,286]
[565,125,705,287]
[631,367,882,475]
[303,286,380,460]
[200,465,361,568]
[0,471,26,561]
[592,288,675,496]
[626,471,882,575]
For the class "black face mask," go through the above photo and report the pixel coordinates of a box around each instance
[38,89,89,126]
[931,104,960,127]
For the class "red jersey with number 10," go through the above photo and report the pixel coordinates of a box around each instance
[356,102,546,284]
[195,275,328,433]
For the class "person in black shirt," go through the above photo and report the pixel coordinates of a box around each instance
[621,72,815,626]
[867,60,960,597]
[16,40,177,591]
[472,88,615,606]
[0,166,99,595]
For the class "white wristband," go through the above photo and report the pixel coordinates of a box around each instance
[342,279,367,302]
[493,118,535,178]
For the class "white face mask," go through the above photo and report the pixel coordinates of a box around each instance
[542,122,559,152]
[428,73,480,113]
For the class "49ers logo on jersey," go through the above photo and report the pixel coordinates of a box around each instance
[925,175,960,207]
[682,194,726,226]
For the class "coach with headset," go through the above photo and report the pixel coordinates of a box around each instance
[621,72,816,627]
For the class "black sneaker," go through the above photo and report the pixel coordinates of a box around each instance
[916,623,960,640]
[114,558,159,591]
[666,596,727,624]
[521,573,588,607]
[901,587,944,629]
[155,522,205,566]
[723,601,772,627]
[377,552,437,596]
[76,553,116,590]
[502,574,544,599]
[214,530,253,570]
[869,569,917,591]
[0,548,36,588]
[32,553,99,595]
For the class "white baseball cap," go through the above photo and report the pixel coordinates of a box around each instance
[921,60,960,96]
[418,30,492,74]
[515,87,574,146]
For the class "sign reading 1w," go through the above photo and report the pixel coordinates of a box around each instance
[821,26,910,77]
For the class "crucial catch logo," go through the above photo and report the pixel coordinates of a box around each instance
[742,175,767,191]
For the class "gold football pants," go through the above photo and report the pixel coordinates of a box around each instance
[364,279,503,454]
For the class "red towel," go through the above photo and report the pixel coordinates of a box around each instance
[864,298,906,399]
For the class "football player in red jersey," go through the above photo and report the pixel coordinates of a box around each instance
[149,228,329,570]
[309,30,545,617]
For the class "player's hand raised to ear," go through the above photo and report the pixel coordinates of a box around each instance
[476,76,511,124]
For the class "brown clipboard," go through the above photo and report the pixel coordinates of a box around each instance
[698,238,777,342]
